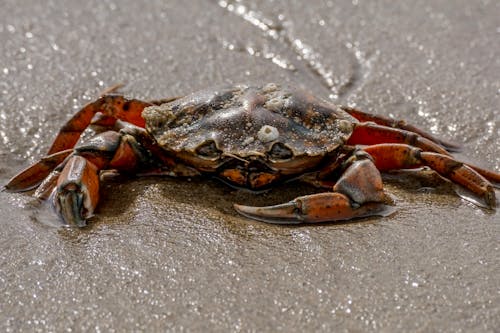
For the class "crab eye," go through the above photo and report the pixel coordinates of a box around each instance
[196,140,220,158]
[268,142,293,160]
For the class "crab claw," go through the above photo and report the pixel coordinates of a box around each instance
[234,201,303,224]
[234,192,395,224]
[52,156,99,227]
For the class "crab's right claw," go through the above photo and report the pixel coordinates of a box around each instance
[234,192,395,224]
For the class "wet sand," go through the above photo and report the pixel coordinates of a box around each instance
[1,0,499,331]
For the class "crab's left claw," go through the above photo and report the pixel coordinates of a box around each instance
[51,155,99,227]
[234,192,395,224]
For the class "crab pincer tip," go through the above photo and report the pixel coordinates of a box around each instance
[234,202,303,224]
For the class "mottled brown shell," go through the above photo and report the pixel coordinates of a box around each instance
[142,83,356,158]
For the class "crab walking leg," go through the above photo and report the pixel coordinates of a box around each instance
[466,165,500,188]
[5,91,179,189]
[340,106,461,152]
[363,144,497,208]
[47,96,153,155]
[347,122,451,155]
[348,124,499,186]
[4,149,73,192]
[235,154,395,224]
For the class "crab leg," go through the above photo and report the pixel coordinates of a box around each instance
[341,106,461,151]
[235,152,395,224]
[465,165,500,188]
[6,124,159,226]
[4,149,73,192]
[348,123,500,186]
[47,95,153,155]
[363,143,497,208]
[347,122,451,155]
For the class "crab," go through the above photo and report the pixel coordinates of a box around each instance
[5,83,500,227]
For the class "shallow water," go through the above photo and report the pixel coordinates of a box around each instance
[1,0,499,331]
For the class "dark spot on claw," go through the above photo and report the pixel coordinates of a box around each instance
[122,101,130,111]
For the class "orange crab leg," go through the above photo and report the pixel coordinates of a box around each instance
[347,122,451,155]
[20,122,187,226]
[4,149,73,192]
[234,152,395,224]
[6,131,131,195]
[47,96,153,155]
[466,165,500,187]
[341,106,461,151]
[363,144,497,208]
